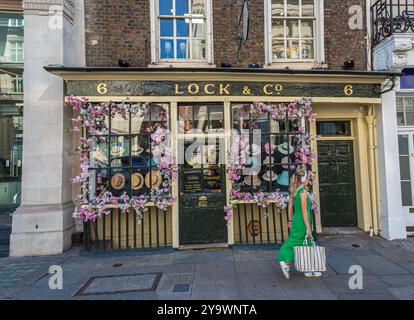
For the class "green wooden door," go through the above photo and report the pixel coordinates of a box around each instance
[179,165,227,245]
[317,141,358,227]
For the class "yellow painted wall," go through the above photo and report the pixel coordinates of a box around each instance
[311,103,376,233]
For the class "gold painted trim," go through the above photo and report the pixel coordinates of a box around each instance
[66,96,382,105]
[55,71,389,84]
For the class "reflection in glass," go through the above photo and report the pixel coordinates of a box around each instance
[162,39,174,59]
[159,0,173,15]
[302,0,315,16]
[177,39,189,59]
[286,0,299,16]
[272,19,284,38]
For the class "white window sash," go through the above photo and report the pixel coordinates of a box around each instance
[150,0,213,64]
[265,0,324,65]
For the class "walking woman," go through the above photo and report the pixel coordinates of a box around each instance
[277,166,321,279]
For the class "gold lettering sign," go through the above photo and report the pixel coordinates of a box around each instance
[188,83,200,94]
[97,83,107,95]
[219,84,231,95]
[263,84,284,95]
[344,85,354,96]
[204,83,215,95]
[175,84,184,95]
[198,196,208,207]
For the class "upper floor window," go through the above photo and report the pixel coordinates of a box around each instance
[151,0,213,65]
[265,0,323,66]
[10,41,23,63]
[397,96,414,127]
[8,18,24,27]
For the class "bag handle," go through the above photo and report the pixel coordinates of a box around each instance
[303,235,316,246]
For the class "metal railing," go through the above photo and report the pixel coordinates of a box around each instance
[372,0,414,46]
[83,207,172,251]
[233,203,317,245]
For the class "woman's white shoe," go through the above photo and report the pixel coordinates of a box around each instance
[304,272,322,278]
[279,261,290,280]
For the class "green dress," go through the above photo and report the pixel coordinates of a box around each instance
[277,186,313,263]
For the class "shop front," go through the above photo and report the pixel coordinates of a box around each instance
[46,67,392,250]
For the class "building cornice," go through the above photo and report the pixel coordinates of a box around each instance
[22,0,74,22]
[0,0,22,12]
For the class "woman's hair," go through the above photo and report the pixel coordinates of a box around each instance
[290,166,307,198]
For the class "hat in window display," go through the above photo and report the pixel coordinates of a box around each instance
[281,156,290,169]
[263,156,274,165]
[262,170,278,182]
[131,145,144,156]
[131,172,145,190]
[277,171,289,187]
[264,143,276,155]
[245,144,261,156]
[277,142,294,155]
[145,171,163,190]
[92,148,108,164]
[111,140,125,157]
[244,175,261,188]
[111,173,126,190]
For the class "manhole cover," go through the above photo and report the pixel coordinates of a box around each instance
[75,273,162,296]
[173,284,191,293]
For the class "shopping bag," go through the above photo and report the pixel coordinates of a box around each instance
[294,237,326,272]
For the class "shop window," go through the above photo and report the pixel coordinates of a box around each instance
[398,135,413,207]
[178,104,224,134]
[397,96,414,127]
[88,103,170,199]
[316,121,351,137]
[231,103,307,194]
[150,0,213,64]
[265,0,323,66]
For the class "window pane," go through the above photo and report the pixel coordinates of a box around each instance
[176,0,189,15]
[397,97,405,126]
[271,0,285,17]
[302,0,315,16]
[159,0,173,15]
[191,39,206,59]
[287,20,299,38]
[286,40,300,59]
[401,181,413,206]
[405,97,414,125]
[177,39,189,58]
[160,39,174,58]
[160,19,173,37]
[272,39,285,59]
[287,0,300,16]
[176,19,189,37]
[400,156,411,181]
[399,135,409,155]
[301,39,314,59]
[192,20,205,38]
[191,0,205,15]
[301,20,314,37]
[272,19,284,38]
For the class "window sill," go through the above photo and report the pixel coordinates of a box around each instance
[148,62,216,69]
[264,62,328,70]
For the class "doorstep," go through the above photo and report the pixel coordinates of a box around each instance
[179,243,229,251]
[321,227,365,236]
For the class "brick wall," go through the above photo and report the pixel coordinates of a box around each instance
[324,0,368,70]
[212,0,265,68]
[85,0,151,67]
[84,0,368,71]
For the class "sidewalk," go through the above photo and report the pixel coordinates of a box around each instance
[0,233,414,300]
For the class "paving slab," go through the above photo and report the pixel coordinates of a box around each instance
[389,286,414,300]
[326,252,367,275]
[380,275,414,288]
[234,260,279,281]
[322,274,390,295]
[173,250,233,264]
[373,247,414,263]
[337,293,398,300]
[191,280,240,300]
[394,261,414,274]
[237,278,288,300]
[194,261,236,281]
[353,254,410,276]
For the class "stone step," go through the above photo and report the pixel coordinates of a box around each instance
[0,245,9,258]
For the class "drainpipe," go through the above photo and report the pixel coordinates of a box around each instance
[365,105,379,236]
[366,0,372,70]
[372,106,381,235]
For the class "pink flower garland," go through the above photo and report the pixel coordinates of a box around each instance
[225,98,319,223]
[66,97,178,223]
